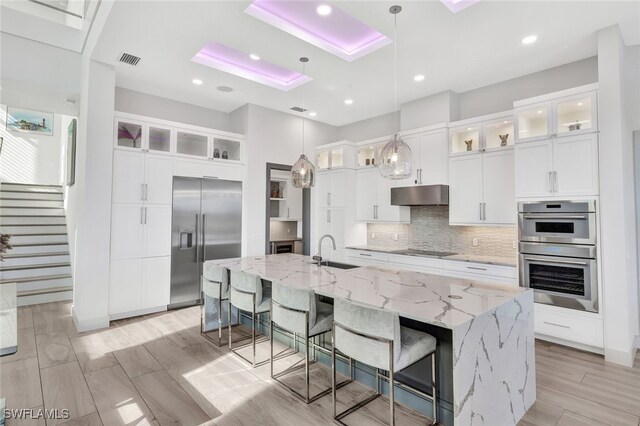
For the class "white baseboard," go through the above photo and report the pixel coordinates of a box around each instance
[17,291,72,307]
[109,305,167,321]
[605,346,636,367]
[72,307,109,333]
[536,333,604,355]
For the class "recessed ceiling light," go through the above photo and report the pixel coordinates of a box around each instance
[192,78,203,85]
[249,53,260,60]
[522,34,538,45]
[414,74,425,82]
[344,99,354,105]
[217,86,234,92]
[467,127,472,131]
[316,4,332,15]
[578,102,583,106]
[309,112,317,117]
[537,110,542,114]
[503,120,508,124]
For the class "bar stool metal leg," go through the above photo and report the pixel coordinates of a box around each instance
[431,352,438,425]
[389,341,395,426]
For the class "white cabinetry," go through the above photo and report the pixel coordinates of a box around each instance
[515,133,598,197]
[109,113,245,319]
[449,148,515,225]
[355,168,409,223]
[397,126,448,185]
[534,303,603,349]
[514,84,599,198]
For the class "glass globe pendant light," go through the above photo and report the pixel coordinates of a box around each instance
[379,5,413,180]
[291,57,315,188]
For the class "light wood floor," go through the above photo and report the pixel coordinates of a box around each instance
[1,301,639,426]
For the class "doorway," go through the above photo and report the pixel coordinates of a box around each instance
[265,163,310,256]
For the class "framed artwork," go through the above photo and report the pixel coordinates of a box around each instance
[6,107,54,135]
[67,119,77,186]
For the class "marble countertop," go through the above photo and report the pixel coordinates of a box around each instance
[208,254,528,329]
[347,245,517,267]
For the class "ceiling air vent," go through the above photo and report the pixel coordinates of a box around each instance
[118,53,141,66]
[290,106,307,113]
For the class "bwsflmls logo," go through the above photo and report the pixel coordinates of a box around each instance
[3,408,70,420]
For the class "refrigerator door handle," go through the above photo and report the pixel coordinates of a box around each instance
[201,214,206,262]
[195,214,200,263]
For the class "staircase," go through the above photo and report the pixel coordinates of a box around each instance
[0,183,73,306]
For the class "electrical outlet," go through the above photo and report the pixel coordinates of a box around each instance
[393,233,399,241]
[371,233,376,239]
[472,237,479,247]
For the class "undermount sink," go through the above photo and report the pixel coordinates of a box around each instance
[310,261,358,270]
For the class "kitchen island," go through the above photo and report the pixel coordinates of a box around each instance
[206,254,535,426]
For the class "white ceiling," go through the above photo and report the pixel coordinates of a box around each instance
[92,1,640,127]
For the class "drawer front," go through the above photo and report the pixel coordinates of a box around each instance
[534,306,603,347]
[346,256,388,268]
[387,254,444,270]
[346,250,389,263]
[388,261,443,276]
[443,269,516,286]
[443,260,517,279]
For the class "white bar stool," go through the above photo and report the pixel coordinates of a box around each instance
[332,298,438,426]
[228,270,271,367]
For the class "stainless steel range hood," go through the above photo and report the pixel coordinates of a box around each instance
[390,185,449,206]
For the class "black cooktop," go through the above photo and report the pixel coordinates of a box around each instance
[391,249,458,258]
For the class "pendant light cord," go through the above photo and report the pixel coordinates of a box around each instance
[302,60,306,155]
[394,11,398,135]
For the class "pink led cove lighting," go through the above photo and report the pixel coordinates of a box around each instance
[191,42,312,91]
[245,0,391,62]
[439,0,481,13]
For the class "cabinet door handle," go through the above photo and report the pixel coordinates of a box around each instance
[327,210,331,223]
[482,203,486,221]
[543,321,570,329]
[327,193,331,206]
[548,172,553,193]
[144,207,147,224]
[359,253,372,257]
[145,183,149,201]
[287,207,290,218]
[553,171,558,193]
[479,203,483,221]
[140,206,144,224]
[419,169,423,184]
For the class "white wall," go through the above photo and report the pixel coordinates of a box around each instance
[237,104,338,256]
[401,90,459,131]
[597,26,639,366]
[457,57,598,120]
[114,87,231,131]
[335,57,599,139]
[337,111,396,142]
[0,105,69,185]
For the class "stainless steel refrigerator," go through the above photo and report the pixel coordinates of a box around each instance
[170,177,242,308]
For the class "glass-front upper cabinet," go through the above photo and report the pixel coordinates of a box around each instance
[317,147,345,170]
[554,93,596,135]
[516,106,550,142]
[148,126,172,153]
[515,87,597,142]
[483,118,515,150]
[450,126,480,154]
[176,131,209,158]
[116,120,144,149]
[212,138,241,161]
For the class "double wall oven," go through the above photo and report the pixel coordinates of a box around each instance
[518,200,598,313]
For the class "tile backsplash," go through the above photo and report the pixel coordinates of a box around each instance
[270,220,299,241]
[367,206,517,258]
